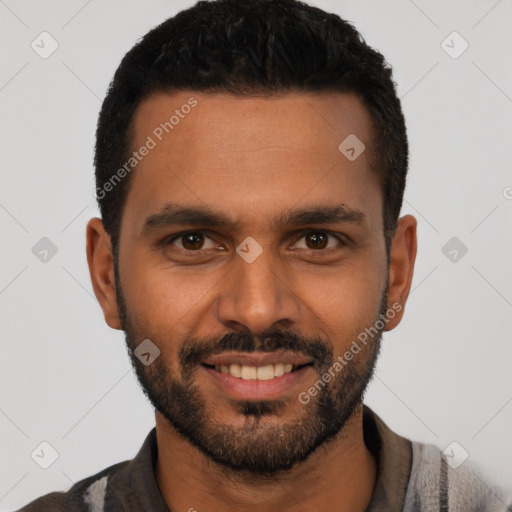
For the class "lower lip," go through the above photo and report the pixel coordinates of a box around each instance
[201,365,313,400]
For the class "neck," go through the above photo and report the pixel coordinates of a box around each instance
[155,404,377,512]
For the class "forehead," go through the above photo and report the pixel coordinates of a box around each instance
[132,90,373,159]
[122,90,381,235]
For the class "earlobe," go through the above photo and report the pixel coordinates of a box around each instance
[384,214,417,331]
[86,217,122,330]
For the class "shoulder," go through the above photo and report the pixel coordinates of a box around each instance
[404,440,512,512]
[15,461,128,512]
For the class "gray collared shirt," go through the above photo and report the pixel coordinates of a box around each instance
[17,404,511,511]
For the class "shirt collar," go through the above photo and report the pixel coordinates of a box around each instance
[115,404,412,511]
[363,404,413,511]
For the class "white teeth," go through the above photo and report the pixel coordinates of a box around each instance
[230,363,242,378]
[212,362,301,380]
[256,365,275,380]
[274,363,285,377]
[241,366,257,380]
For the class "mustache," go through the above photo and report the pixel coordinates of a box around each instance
[179,329,333,372]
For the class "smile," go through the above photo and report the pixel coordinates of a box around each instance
[200,352,315,400]
[202,362,314,380]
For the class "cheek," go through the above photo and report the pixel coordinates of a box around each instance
[299,262,385,343]
[121,233,386,345]
[121,255,221,336]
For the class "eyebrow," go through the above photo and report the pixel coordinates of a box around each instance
[141,202,366,236]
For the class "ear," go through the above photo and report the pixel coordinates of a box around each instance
[86,217,122,330]
[384,214,417,331]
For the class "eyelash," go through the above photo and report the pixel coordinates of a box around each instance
[164,229,348,255]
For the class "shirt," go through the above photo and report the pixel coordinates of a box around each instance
[17,404,512,511]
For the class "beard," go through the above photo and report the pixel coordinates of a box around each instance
[114,265,386,477]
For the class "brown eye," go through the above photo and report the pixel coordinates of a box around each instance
[182,233,204,250]
[294,231,342,251]
[305,232,328,250]
[169,232,216,251]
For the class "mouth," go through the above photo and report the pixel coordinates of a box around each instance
[201,361,314,380]
[200,352,315,400]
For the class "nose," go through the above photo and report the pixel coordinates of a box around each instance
[215,248,301,335]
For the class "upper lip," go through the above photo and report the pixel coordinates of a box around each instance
[202,351,314,367]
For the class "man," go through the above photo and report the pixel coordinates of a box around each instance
[18,0,511,510]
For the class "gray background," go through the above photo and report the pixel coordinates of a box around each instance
[1,0,511,509]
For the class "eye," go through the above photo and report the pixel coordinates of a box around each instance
[165,229,346,255]
[292,231,345,251]
[167,231,217,251]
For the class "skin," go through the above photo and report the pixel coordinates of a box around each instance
[86,90,417,511]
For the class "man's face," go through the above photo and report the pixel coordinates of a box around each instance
[114,91,389,475]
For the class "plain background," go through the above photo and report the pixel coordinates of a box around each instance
[1,0,511,509]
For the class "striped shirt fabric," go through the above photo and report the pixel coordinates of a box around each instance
[17,405,512,511]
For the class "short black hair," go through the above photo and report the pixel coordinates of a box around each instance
[94,0,408,257]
